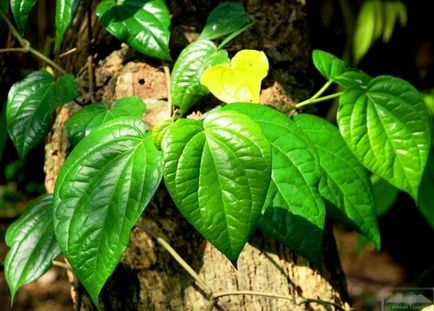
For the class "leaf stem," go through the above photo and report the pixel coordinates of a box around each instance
[310,80,333,101]
[0,47,28,53]
[135,220,214,298]
[0,10,67,75]
[295,91,343,109]
[218,21,257,50]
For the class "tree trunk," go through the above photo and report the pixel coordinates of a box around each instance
[44,0,352,310]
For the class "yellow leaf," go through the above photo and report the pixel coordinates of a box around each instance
[200,50,269,103]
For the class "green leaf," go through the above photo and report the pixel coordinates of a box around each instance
[1,0,8,13]
[151,117,173,149]
[294,114,380,249]
[4,194,61,302]
[312,50,371,89]
[383,1,407,43]
[6,71,77,158]
[162,110,271,263]
[11,0,38,33]
[371,174,399,216]
[96,0,171,60]
[53,117,162,306]
[312,50,348,81]
[418,149,434,229]
[199,1,250,40]
[65,96,146,145]
[337,75,431,200]
[353,0,382,64]
[171,40,229,115]
[55,0,79,51]
[223,103,325,264]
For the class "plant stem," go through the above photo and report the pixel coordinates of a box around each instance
[52,260,72,271]
[310,80,333,101]
[0,10,67,75]
[214,290,293,301]
[28,47,68,75]
[135,220,214,298]
[295,91,343,109]
[0,47,28,53]
[218,21,257,50]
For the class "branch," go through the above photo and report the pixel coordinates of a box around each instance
[135,220,214,298]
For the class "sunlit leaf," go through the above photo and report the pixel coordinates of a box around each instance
[418,149,434,229]
[171,40,229,115]
[200,50,269,103]
[199,1,250,40]
[55,0,79,51]
[223,103,325,264]
[337,75,431,199]
[294,114,379,249]
[162,109,271,263]
[65,96,146,145]
[97,0,171,60]
[5,194,60,302]
[54,118,162,306]
[6,71,77,158]
[11,0,38,33]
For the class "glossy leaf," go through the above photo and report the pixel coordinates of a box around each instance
[66,96,146,145]
[337,76,431,200]
[53,118,162,306]
[294,114,379,249]
[11,0,38,33]
[312,50,371,89]
[223,103,325,264]
[200,50,269,103]
[97,0,171,60]
[55,0,79,51]
[151,117,173,149]
[6,71,77,158]
[171,40,229,115]
[371,174,399,216]
[5,194,60,302]
[199,1,250,40]
[162,110,271,263]
[418,149,434,229]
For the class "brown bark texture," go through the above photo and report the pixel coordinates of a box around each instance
[43,0,352,310]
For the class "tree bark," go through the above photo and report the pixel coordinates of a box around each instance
[44,0,352,310]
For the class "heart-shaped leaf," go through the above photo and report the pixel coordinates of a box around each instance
[200,49,269,103]
[294,114,380,249]
[162,110,271,263]
[337,75,431,199]
[312,50,371,89]
[5,194,61,302]
[11,0,37,33]
[222,103,325,264]
[6,71,77,158]
[97,0,171,60]
[65,96,146,145]
[199,1,250,40]
[55,0,79,51]
[171,40,229,115]
[53,118,162,306]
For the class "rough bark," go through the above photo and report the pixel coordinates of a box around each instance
[43,0,352,310]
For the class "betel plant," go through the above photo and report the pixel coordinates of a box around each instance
[1,0,433,308]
